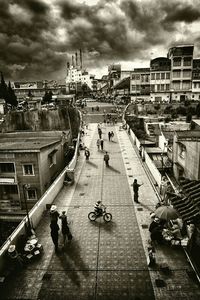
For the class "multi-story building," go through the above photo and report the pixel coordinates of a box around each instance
[167,45,194,102]
[150,57,171,102]
[130,68,150,101]
[12,80,65,101]
[0,131,70,212]
[192,59,200,101]
[173,130,200,181]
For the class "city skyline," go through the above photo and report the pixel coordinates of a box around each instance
[0,0,200,81]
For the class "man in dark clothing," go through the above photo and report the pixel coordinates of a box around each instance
[100,139,104,151]
[133,179,143,203]
[50,222,59,251]
[104,152,110,167]
[108,131,111,141]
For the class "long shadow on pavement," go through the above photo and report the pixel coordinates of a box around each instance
[56,240,90,286]
[106,165,121,174]
[86,160,98,168]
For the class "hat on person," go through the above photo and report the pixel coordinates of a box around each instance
[8,245,16,253]
[50,205,57,212]
[150,212,156,219]
[62,211,66,215]
[154,217,160,223]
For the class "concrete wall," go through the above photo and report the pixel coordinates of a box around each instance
[144,150,162,187]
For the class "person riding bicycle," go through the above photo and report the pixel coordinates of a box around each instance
[94,200,105,215]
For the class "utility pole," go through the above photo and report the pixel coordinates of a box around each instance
[23,184,32,234]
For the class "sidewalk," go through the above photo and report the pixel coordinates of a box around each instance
[1,123,200,300]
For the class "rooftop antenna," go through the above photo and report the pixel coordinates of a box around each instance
[72,55,75,67]
[80,49,83,69]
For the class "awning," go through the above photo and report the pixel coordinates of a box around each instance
[168,177,200,223]
[170,194,200,223]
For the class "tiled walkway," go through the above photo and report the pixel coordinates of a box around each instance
[1,123,200,300]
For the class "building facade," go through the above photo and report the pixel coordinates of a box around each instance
[167,45,193,102]
[0,131,69,212]
[173,131,200,181]
[150,57,171,102]
[130,68,150,101]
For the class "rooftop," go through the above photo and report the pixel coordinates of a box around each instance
[0,131,68,151]
[176,130,200,140]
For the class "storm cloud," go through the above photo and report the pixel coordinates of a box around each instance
[0,0,200,80]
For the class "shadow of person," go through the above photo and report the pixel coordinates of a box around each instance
[87,161,98,168]
[100,220,116,233]
[107,165,121,174]
[57,251,81,287]
[64,240,89,277]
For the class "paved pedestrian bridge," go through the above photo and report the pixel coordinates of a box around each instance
[1,122,200,300]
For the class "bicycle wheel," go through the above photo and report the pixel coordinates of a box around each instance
[88,212,97,221]
[103,213,112,222]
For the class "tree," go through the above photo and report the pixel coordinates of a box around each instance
[196,102,200,117]
[0,73,17,107]
[42,91,52,104]
[0,72,8,100]
[7,81,17,107]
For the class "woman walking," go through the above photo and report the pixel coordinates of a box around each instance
[59,211,72,248]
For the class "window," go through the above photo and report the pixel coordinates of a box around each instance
[183,58,192,66]
[173,58,181,66]
[182,81,191,90]
[166,84,170,90]
[156,73,160,80]
[161,73,165,80]
[150,85,155,92]
[131,85,136,90]
[179,144,186,159]
[151,73,155,80]
[48,149,57,167]
[161,84,164,91]
[157,84,160,91]
[23,164,34,175]
[166,73,170,79]
[0,163,15,173]
[194,83,197,88]
[173,71,181,78]
[173,82,180,90]
[135,74,140,80]
[27,189,37,200]
[183,70,191,78]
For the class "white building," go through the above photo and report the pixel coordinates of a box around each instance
[168,45,193,102]
[65,66,94,92]
[150,57,171,102]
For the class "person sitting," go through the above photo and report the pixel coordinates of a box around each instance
[94,200,105,215]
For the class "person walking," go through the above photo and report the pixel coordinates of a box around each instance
[104,151,110,167]
[100,138,104,151]
[133,179,143,203]
[97,138,100,150]
[59,211,72,248]
[108,131,111,141]
[50,205,59,225]
[98,128,102,139]
[110,131,114,141]
[85,148,90,160]
[50,222,59,252]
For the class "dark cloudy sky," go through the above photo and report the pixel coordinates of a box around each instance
[0,0,200,81]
